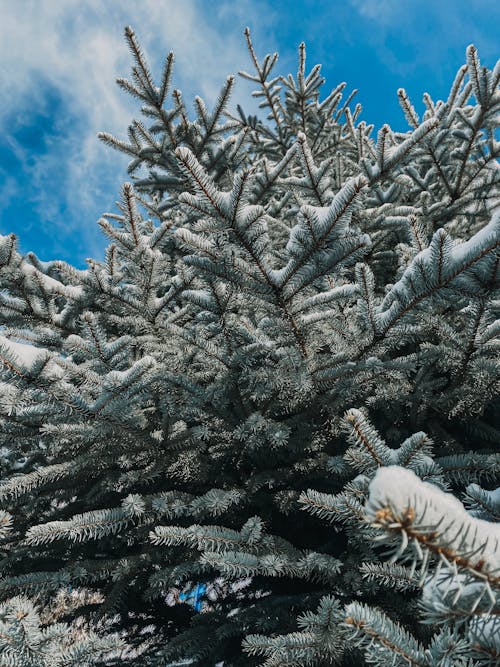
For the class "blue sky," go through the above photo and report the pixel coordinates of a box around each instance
[0,0,498,268]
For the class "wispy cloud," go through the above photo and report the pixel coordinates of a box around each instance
[0,0,258,263]
[350,0,400,22]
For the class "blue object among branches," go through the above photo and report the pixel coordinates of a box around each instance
[179,583,207,611]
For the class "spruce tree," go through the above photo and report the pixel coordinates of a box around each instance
[0,27,498,666]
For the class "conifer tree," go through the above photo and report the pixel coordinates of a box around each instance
[0,26,498,666]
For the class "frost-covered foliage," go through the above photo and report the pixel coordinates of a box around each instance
[0,26,498,666]
[292,414,500,666]
[0,595,120,666]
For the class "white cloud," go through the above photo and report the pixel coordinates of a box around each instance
[0,0,261,262]
[350,0,400,22]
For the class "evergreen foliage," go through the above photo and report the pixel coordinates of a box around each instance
[0,595,121,666]
[0,26,498,666]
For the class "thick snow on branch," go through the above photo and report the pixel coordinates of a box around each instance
[21,263,84,300]
[0,335,47,368]
[367,466,500,575]
[0,335,64,379]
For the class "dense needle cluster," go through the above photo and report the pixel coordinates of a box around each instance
[0,26,498,666]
